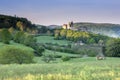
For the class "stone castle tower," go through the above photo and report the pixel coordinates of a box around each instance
[62,21,73,29]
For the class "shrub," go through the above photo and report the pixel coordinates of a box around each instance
[0,28,12,44]
[0,46,34,64]
[14,31,25,43]
[87,50,97,57]
[23,34,36,47]
[34,46,45,56]
[61,56,70,61]
[106,38,120,57]
[42,54,56,63]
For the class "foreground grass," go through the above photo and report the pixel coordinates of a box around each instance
[0,57,120,80]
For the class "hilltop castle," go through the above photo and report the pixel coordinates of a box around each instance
[62,21,74,29]
[62,21,88,31]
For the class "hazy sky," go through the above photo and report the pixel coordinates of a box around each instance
[0,0,120,25]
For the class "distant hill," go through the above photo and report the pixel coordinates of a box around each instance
[73,22,120,37]
[1,14,120,37]
[47,25,62,29]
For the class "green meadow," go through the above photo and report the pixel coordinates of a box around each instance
[0,11,120,80]
[0,57,119,80]
[0,36,120,80]
[36,36,71,45]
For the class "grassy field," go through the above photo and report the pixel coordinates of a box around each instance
[0,37,120,80]
[0,57,119,80]
[36,36,71,45]
[44,50,80,57]
[0,42,34,52]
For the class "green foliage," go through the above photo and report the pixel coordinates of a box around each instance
[0,31,1,41]
[8,27,14,34]
[86,50,97,57]
[34,46,45,56]
[0,28,11,44]
[38,25,48,33]
[0,57,119,80]
[61,56,70,61]
[14,31,25,43]
[16,21,24,31]
[44,44,75,54]
[42,54,56,63]
[36,36,70,45]
[0,14,37,32]
[23,34,36,46]
[60,29,67,39]
[106,38,120,57]
[0,46,34,64]
[88,38,95,44]
[8,27,15,39]
[44,41,99,57]
[13,31,44,57]
[42,49,80,58]
[54,29,109,44]
[74,22,120,37]
[14,31,36,46]
[54,29,60,40]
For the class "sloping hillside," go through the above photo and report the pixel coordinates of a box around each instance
[73,22,120,37]
[0,14,37,30]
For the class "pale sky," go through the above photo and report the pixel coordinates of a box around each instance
[0,0,120,25]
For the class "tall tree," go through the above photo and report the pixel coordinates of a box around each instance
[0,28,11,44]
[16,21,24,31]
[60,29,67,39]
[14,31,25,43]
[106,38,120,57]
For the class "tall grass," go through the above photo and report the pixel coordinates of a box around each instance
[0,57,120,80]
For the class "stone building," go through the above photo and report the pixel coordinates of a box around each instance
[62,21,73,29]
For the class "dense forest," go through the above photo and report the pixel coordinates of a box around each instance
[0,14,37,33]
[73,22,120,37]
[54,29,109,44]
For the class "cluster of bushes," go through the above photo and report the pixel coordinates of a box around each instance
[44,44,97,57]
[0,29,45,57]
[37,25,55,35]
[105,38,120,57]
[42,54,56,63]
[13,31,36,46]
[0,46,34,64]
[41,53,71,63]
[0,28,12,44]
[13,31,45,56]
[61,56,70,61]
[46,43,63,47]
[44,45,74,53]
[0,29,45,64]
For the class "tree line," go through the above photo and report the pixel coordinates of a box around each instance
[0,14,38,34]
[74,22,120,37]
[54,29,109,44]
[0,28,44,56]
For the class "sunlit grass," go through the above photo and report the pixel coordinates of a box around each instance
[3,69,120,80]
[0,42,34,52]
[0,57,120,80]
[36,36,71,45]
